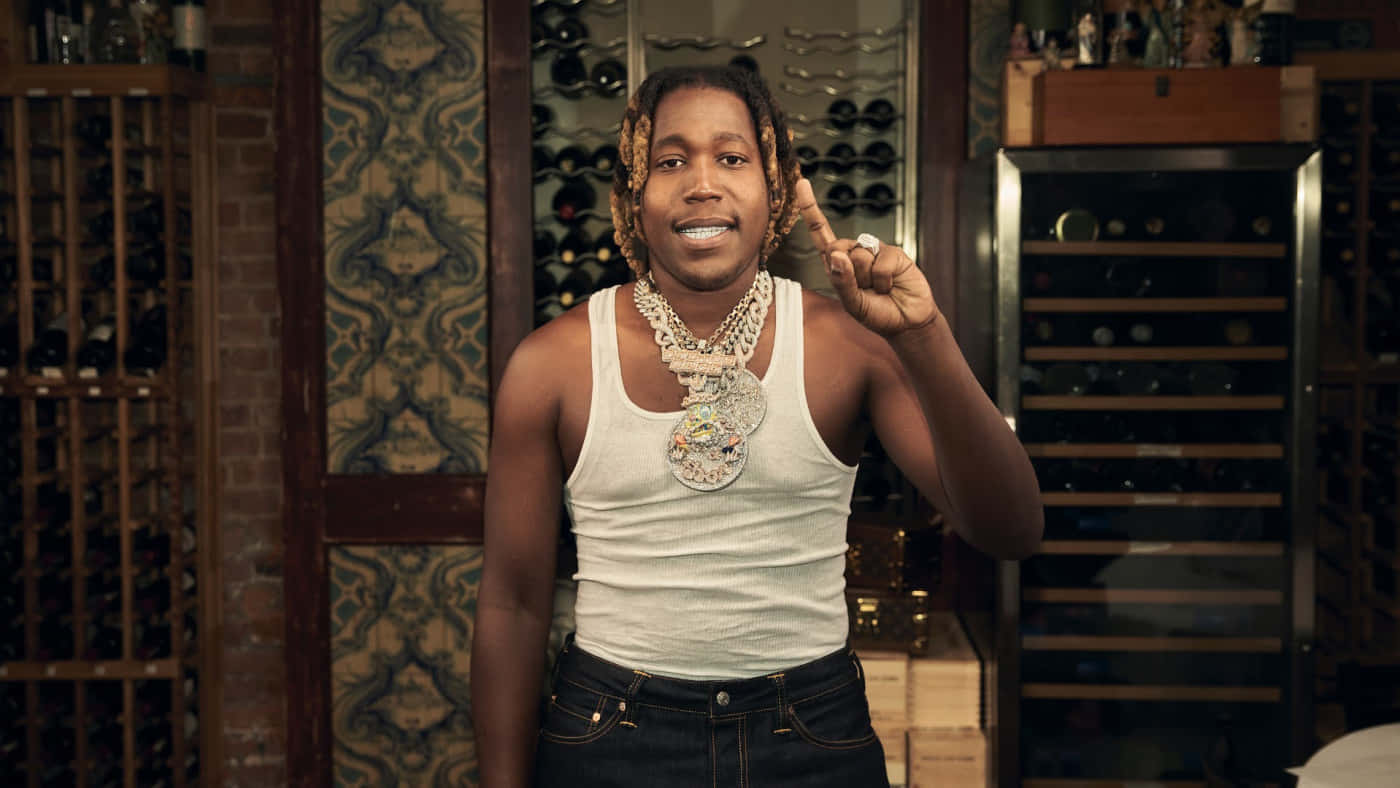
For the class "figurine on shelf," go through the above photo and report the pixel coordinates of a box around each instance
[1108,0,1142,66]
[1076,13,1101,67]
[1143,0,1171,67]
[1010,22,1033,60]
[1183,0,1227,67]
[1228,5,1259,65]
[1043,36,1065,70]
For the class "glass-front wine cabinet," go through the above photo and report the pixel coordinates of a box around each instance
[988,146,1321,787]
[1,67,217,788]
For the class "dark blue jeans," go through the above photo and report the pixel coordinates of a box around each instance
[533,633,891,787]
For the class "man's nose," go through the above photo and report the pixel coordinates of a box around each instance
[684,159,721,201]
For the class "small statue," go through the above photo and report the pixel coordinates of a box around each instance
[1228,8,1256,65]
[1010,22,1032,60]
[1143,1,1171,67]
[1043,36,1064,70]
[1183,20,1216,67]
[1077,13,1101,66]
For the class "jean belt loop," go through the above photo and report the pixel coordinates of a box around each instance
[618,670,649,729]
[769,673,791,734]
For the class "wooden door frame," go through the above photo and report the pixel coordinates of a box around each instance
[277,1,966,783]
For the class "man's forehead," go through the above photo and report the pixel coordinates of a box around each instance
[650,87,757,148]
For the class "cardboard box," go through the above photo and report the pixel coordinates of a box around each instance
[907,727,987,788]
[858,649,910,726]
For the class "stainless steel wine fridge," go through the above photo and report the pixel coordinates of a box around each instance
[974,145,1322,787]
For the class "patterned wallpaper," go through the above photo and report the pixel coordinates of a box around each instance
[330,546,577,787]
[968,0,1012,158]
[321,0,491,475]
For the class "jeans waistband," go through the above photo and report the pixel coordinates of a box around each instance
[550,633,864,722]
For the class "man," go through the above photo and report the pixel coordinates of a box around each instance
[472,65,1042,787]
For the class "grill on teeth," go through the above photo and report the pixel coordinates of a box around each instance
[679,226,729,240]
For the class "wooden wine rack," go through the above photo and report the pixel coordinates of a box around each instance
[0,66,217,788]
[1300,51,1400,743]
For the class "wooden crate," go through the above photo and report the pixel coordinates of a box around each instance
[1004,65,1317,147]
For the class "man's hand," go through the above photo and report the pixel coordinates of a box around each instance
[794,177,941,337]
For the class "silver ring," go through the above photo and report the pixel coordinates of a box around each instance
[855,232,881,257]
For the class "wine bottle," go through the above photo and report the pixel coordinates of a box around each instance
[590,144,619,180]
[825,184,857,217]
[124,303,167,373]
[0,316,17,367]
[551,180,596,224]
[26,0,50,63]
[825,142,856,174]
[531,18,550,50]
[534,265,565,299]
[860,183,895,216]
[93,0,139,63]
[827,99,858,131]
[531,103,553,138]
[861,98,896,131]
[1252,0,1295,66]
[1111,363,1163,396]
[127,245,166,284]
[557,268,595,308]
[533,230,557,262]
[590,59,626,96]
[728,53,759,73]
[554,145,589,178]
[26,312,71,371]
[1320,91,1360,131]
[550,53,588,98]
[596,260,631,290]
[1042,363,1092,396]
[796,145,820,178]
[556,228,590,264]
[170,0,207,71]
[592,230,621,264]
[532,144,555,181]
[1187,363,1239,396]
[859,141,897,175]
[76,314,117,373]
[551,16,589,48]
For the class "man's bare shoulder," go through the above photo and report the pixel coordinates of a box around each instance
[799,286,889,357]
[500,300,592,405]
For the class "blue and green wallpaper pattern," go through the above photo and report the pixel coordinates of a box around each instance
[329,546,577,787]
[322,0,491,474]
[969,0,1012,158]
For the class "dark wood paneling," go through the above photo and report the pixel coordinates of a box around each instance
[487,0,534,396]
[276,0,330,784]
[917,0,967,331]
[325,476,486,543]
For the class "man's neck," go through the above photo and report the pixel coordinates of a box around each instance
[646,264,761,341]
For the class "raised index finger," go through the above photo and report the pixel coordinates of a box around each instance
[794,178,837,253]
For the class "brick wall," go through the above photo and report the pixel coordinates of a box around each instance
[207,0,286,785]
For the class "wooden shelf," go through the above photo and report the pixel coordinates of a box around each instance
[1024,346,1288,362]
[0,658,177,680]
[1025,780,1208,788]
[1041,492,1283,507]
[0,65,207,99]
[1021,683,1282,702]
[1320,362,1400,384]
[1022,240,1288,258]
[1024,588,1284,605]
[1024,443,1284,459]
[1038,540,1284,557]
[1023,395,1285,411]
[1023,297,1288,313]
[1021,635,1283,652]
[0,373,172,398]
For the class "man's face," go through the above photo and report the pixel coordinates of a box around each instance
[639,86,770,291]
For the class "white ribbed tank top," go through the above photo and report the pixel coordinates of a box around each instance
[564,276,858,680]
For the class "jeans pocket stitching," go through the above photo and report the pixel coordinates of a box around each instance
[540,705,624,745]
[786,697,878,751]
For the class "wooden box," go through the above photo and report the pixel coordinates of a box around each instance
[1004,64,1317,147]
[907,727,986,788]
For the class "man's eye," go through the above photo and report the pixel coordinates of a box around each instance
[656,158,682,169]
[721,155,746,166]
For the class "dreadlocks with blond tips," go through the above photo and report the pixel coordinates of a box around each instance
[609,65,804,279]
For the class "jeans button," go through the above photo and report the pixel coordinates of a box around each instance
[716,691,730,706]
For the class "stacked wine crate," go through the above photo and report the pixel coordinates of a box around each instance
[1,67,214,788]
[1310,60,1400,740]
[991,146,1319,786]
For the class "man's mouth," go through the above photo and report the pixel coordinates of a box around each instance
[677,225,732,240]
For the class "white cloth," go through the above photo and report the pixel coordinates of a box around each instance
[1288,723,1400,788]
[565,277,858,680]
